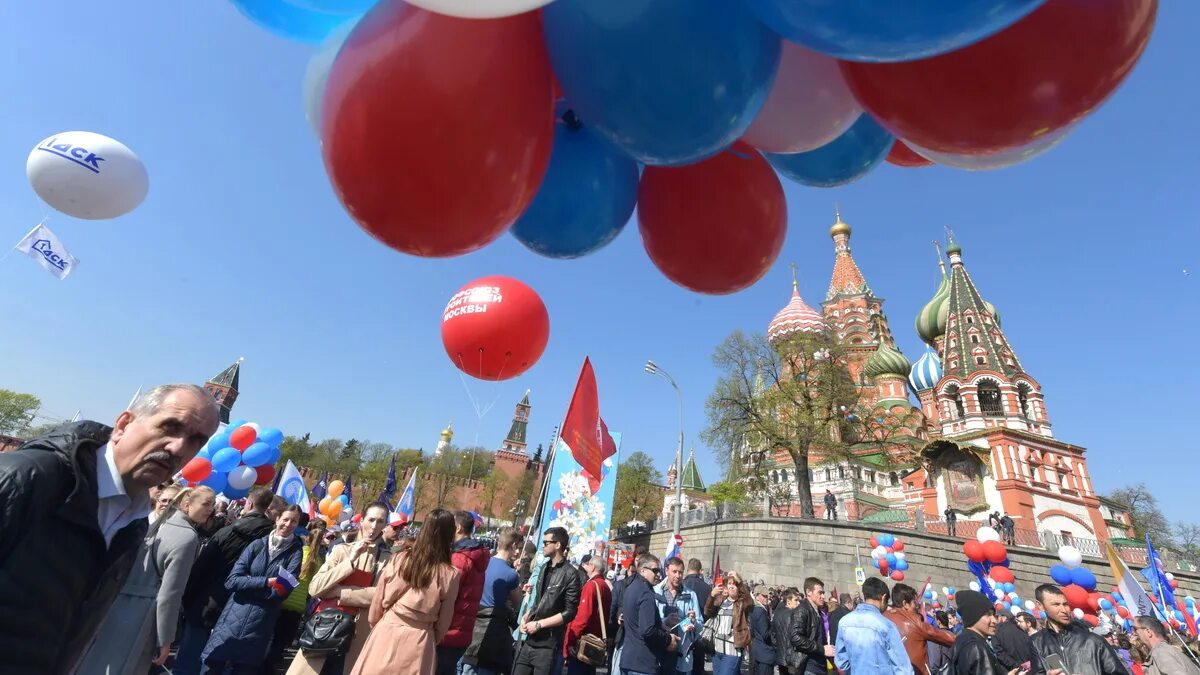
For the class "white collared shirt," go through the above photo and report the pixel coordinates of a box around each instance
[95,441,152,546]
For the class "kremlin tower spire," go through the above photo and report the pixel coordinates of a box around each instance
[826,208,872,301]
[500,390,532,454]
[205,358,242,424]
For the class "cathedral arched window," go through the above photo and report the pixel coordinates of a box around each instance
[978,380,1004,417]
[780,469,789,483]
[945,384,966,419]
[1017,383,1033,419]
[824,468,832,482]
[889,472,899,486]
[971,334,980,344]
[838,465,846,479]
[770,470,778,483]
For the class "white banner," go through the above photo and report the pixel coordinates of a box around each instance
[15,222,78,279]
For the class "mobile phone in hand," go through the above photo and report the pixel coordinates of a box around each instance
[1044,654,1065,672]
[1018,661,1031,674]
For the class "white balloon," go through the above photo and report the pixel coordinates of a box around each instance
[405,0,554,19]
[942,587,950,596]
[1058,545,1084,569]
[227,465,257,490]
[969,581,980,592]
[742,41,860,153]
[872,546,887,559]
[246,422,262,434]
[1024,600,1036,610]
[1072,608,1084,619]
[976,526,1001,543]
[1166,572,1176,581]
[302,17,360,137]
[1010,606,1023,615]
[27,131,148,220]
[895,552,906,561]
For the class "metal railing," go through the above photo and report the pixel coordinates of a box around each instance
[613,507,1199,573]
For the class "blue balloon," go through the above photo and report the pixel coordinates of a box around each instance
[208,431,231,451]
[1049,565,1073,586]
[338,494,350,506]
[178,478,190,487]
[1069,567,1097,592]
[1099,598,1113,611]
[211,447,242,473]
[242,442,273,468]
[227,0,370,43]
[197,447,212,461]
[895,559,909,572]
[948,587,957,596]
[224,485,249,500]
[200,470,228,494]
[265,445,282,466]
[872,558,880,569]
[879,534,895,547]
[259,427,285,447]
[924,590,934,600]
[542,0,780,166]
[227,419,247,431]
[885,553,898,567]
[766,115,892,188]
[742,0,1045,63]
[512,115,639,259]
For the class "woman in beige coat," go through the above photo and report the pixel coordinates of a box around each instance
[351,509,460,675]
[287,503,392,675]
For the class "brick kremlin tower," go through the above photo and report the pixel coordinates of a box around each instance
[205,358,242,424]
[499,390,531,454]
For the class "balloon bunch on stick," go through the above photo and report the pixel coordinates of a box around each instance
[868,533,908,581]
[180,420,284,499]
[220,0,1157,299]
[962,526,1019,608]
[316,480,351,527]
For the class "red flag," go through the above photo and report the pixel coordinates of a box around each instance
[560,357,616,493]
[713,551,723,586]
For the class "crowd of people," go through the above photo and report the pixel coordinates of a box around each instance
[2,382,1199,675]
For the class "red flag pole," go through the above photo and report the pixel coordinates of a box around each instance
[529,357,592,534]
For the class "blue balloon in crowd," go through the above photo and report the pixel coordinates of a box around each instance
[259,427,285,447]
[1049,565,1073,586]
[1099,598,1113,611]
[242,442,273,468]
[766,114,893,188]
[225,485,249,500]
[197,447,212,461]
[741,0,1046,63]
[265,444,282,466]
[208,431,231,451]
[211,447,242,473]
[872,558,880,569]
[178,478,190,487]
[1069,567,1097,592]
[227,0,370,43]
[895,559,909,572]
[542,0,780,166]
[227,419,247,431]
[948,587,957,595]
[885,553,898,567]
[338,494,350,506]
[879,534,895,547]
[512,115,639,259]
[924,590,934,600]
[200,470,228,494]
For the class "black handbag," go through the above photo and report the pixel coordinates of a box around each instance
[296,607,356,655]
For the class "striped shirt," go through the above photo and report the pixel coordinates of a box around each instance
[714,599,741,656]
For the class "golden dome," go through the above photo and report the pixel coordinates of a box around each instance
[440,423,454,441]
[830,210,851,238]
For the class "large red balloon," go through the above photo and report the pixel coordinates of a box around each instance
[254,464,276,486]
[885,140,933,167]
[840,0,1157,155]
[638,144,786,295]
[1062,583,1090,610]
[230,426,257,452]
[181,457,213,483]
[964,540,985,563]
[989,566,1015,584]
[322,1,555,257]
[982,540,1008,564]
[441,276,550,381]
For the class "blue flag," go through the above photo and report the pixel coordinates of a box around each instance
[379,453,398,510]
[1143,535,1177,608]
[397,469,417,523]
[312,472,329,500]
[344,475,354,511]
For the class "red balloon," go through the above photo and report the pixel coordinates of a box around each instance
[840,0,1157,155]
[321,1,555,257]
[989,566,1015,584]
[638,144,786,295]
[253,464,275,486]
[181,457,213,483]
[964,541,986,563]
[1087,592,1103,612]
[982,540,1008,564]
[441,276,550,381]
[1082,613,1100,627]
[1062,584,1090,610]
[892,539,905,552]
[878,559,889,574]
[890,571,905,582]
[230,426,257,452]
[869,536,879,548]
[1117,606,1130,618]
[885,140,933,167]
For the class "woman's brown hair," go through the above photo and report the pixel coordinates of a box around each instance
[400,509,455,588]
[300,519,328,579]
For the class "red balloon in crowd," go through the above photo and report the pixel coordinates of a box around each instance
[230,426,257,452]
[982,540,1008,564]
[840,0,1157,155]
[878,559,890,574]
[885,140,933,167]
[869,536,879,548]
[989,566,1015,584]
[1117,605,1130,618]
[321,1,555,257]
[891,571,905,582]
[254,464,276,486]
[892,540,905,552]
[181,457,213,483]
[441,275,550,381]
[638,144,786,295]
[1082,614,1100,627]
[1062,583,1090,610]
[964,540,986,563]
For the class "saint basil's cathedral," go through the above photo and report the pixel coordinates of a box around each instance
[713,212,1132,543]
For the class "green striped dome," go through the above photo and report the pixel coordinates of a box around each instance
[915,272,950,344]
[864,342,912,379]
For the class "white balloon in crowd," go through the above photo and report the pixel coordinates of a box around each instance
[976,526,1001,543]
[26,131,149,220]
[405,0,554,19]
[227,465,258,490]
[1058,545,1084,569]
[969,581,981,592]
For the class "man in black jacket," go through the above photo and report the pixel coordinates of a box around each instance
[993,612,1038,671]
[683,559,712,675]
[514,526,582,675]
[619,553,675,675]
[772,589,803,675]
[828,593,854,646]
[950,590,1009,675]
[1030,584,1125,675]
[793,577,832,675]
[0,384,218,674]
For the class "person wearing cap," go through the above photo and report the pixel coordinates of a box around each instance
[1030,584,1125,675]
[833,577,908,675]
[749,585,777,675]
[949,589,1012,674]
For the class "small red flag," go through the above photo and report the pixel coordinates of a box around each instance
[560,357,616,493]
[713,551,723,586]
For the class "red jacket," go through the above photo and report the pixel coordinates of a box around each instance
[565,576,613,657]
[441,538,491,648]
[885,607,955,674]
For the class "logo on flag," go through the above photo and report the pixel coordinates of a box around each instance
[16,222,78,280]
[277,461,311,515]
[312,472,329,500]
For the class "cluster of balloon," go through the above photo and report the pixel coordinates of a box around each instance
[316,480,351,527]
[868,533,908,581]
[962,526,1021,609]
[179,420,284,499]
[26,131,149,220]
[221,0,1158,297]
[441,276,550,381]
[1045,545,1106,626]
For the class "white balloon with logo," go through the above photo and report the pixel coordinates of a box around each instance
[26,131,149,220]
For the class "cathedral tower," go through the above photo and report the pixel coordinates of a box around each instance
[205,358,242,424]
[500,390,531,454]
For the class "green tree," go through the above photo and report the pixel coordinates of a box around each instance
[1107,483,1174,546]
[0,389,41,435]
[278,433,315,470]
[703,330,908,518]
[479,470,511,518]
[512,469,537,525]
[706,480,746,506]
[612,451,664,526]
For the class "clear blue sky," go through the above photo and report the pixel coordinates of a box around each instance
[0,1,1196,524]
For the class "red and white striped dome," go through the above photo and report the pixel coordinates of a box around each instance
[767,284,826,343]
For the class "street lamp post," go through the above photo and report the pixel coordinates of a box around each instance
[645,360,684,538]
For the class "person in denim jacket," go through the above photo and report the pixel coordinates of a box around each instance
[833,578,909,675]
[655,557,702,675]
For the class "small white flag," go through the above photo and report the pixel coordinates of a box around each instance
[15,222,78,280]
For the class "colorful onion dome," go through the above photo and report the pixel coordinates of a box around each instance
[909,347,943,391]
[915,271,951,345]
[863,342,912,380]
[768,283,826,343]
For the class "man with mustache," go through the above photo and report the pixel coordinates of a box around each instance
[0,383,219,674]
